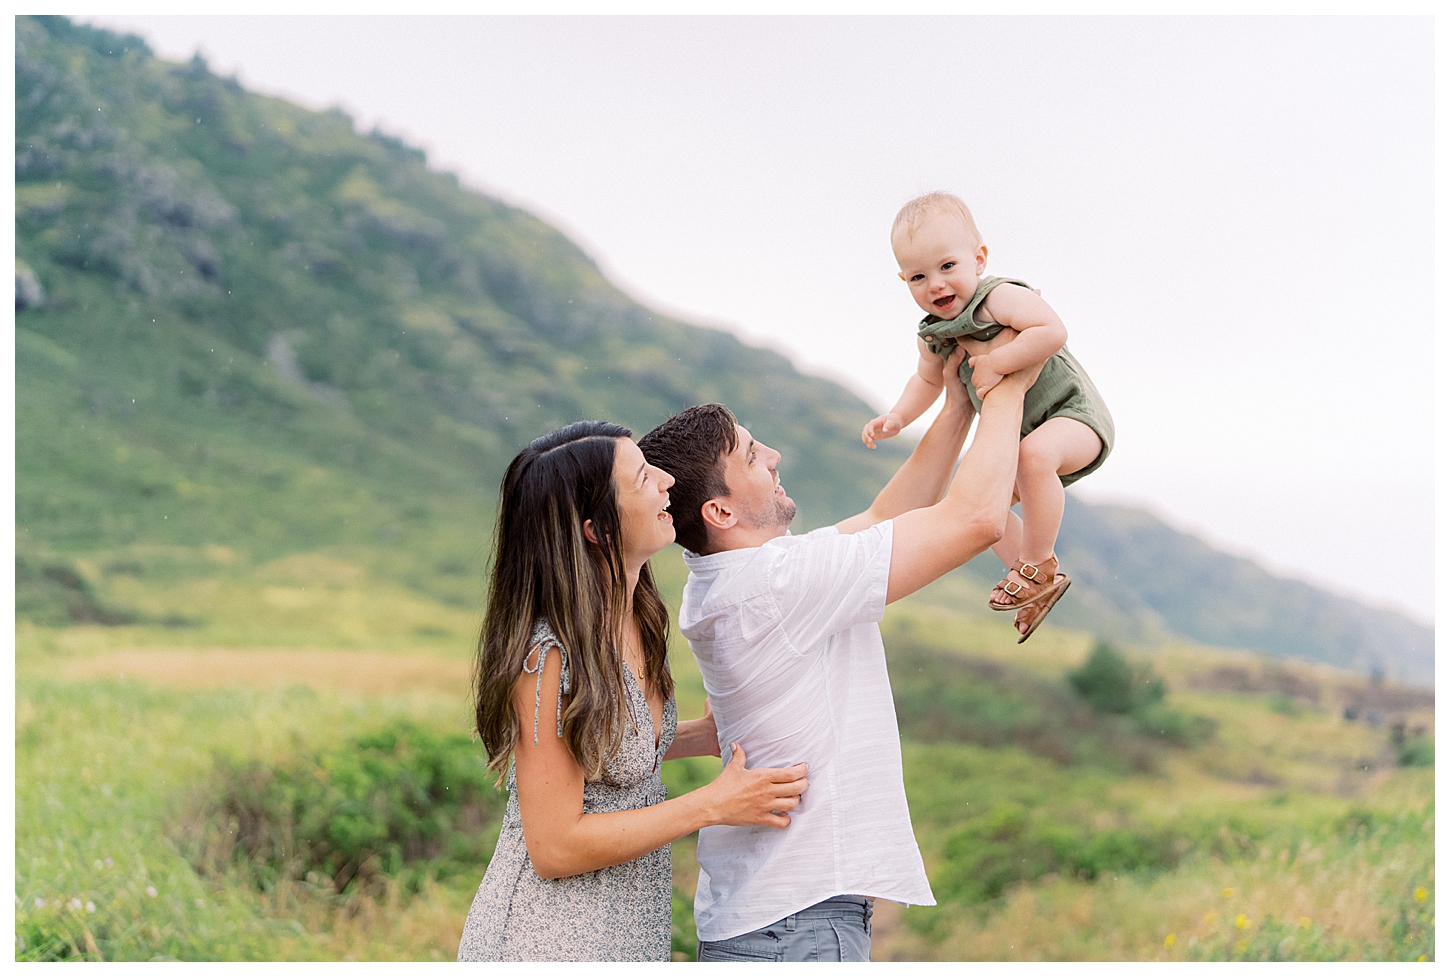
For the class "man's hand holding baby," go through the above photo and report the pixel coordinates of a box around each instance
[939,346,974,412]
[966,352,1005,400]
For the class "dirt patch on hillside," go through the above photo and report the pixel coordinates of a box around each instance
[64,648,471,695]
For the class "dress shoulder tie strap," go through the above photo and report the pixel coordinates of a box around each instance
[522,637,571,745]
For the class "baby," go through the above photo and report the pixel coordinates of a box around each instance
[862,192,1114,642]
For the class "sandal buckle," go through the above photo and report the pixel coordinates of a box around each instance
[1004,580,1024,596]
[1019,563,1041,581]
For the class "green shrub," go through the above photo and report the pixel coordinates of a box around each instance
[1130,702,1218,747]
[1063,642,1213,748]
[1066,642,1164,715]
[1070,828,1174,879]
[180,719,505,896]
[928,802,1180,909]
[887,642,1163,773]
[14,554,140,626]
[1398,738,1433,768]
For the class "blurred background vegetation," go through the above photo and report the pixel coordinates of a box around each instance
[14,16,1434,962]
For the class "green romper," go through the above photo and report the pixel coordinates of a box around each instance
[918,276,1114,487]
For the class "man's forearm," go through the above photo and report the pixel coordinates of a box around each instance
[837,399,973,533]
[872,400,973,516]
[939,376,1026,522]
[882,369,1034,603]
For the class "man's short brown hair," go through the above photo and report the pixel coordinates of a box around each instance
[638,404,739,555]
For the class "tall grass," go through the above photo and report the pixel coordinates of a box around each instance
[13,554,1432,961]
[14,677,476,960]
[888,796,1434,961]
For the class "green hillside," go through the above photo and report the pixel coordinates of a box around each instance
[958,499,1434,687]
[14,14,1432,684]
[15,13,909,572]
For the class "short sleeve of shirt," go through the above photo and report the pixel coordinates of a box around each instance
[767,521,893,655]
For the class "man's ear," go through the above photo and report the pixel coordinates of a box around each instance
[700,498,736,534]
[582,519,599,545]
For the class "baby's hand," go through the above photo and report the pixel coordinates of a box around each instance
[862,412,903,449]
[968,354,1005,399]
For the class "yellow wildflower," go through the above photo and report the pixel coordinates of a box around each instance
[1164,933,1176,948]
[1414,887,1427,902]
[1222,887,1234,898]
[1298,917,1312,929]
[1235,914,1251,929]
[1204,913,1219,925]
[1418,955,1426,962]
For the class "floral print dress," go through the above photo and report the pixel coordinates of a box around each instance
[457,621,679,962]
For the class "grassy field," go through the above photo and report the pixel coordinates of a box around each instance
[12,545,1434,961]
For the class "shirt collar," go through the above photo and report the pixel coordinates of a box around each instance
[681,528,797,572]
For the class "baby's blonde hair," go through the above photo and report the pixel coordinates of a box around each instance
[891,192,983,247]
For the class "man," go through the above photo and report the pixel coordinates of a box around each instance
[638,348,1036,962]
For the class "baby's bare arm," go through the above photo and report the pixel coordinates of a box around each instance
[898,338,946,420]
[863,339,945,448]
[975,284,1068,376]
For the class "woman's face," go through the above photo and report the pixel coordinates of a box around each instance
[611,437,676,566]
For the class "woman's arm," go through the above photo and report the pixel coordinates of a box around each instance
[513,648,807,879]
[662,698,721,762]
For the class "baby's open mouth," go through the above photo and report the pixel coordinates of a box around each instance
[933,295,956,310]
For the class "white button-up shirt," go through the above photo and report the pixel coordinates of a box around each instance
[679,521,935,942]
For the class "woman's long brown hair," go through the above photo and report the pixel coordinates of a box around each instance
[474,421,673,785]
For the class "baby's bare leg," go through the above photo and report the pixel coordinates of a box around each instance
[1015,418,1103,566]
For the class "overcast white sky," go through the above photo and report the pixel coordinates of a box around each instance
[84,15,1435,623]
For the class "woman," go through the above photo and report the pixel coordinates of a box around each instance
[457,421,809,962]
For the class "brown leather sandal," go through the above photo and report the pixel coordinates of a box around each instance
[1012,574,1071,644]
[989,556,1064,611]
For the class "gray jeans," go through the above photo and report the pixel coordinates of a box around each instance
[698,896,873,962]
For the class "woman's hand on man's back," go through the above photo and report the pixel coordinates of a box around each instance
[704,743,809,829]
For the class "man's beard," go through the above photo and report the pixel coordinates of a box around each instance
[740,493,796,532]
